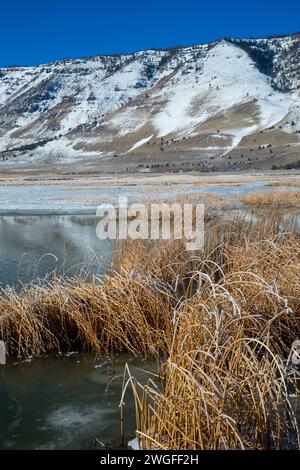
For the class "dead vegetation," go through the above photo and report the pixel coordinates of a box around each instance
[241,189,300,207]
[1,204,300,449]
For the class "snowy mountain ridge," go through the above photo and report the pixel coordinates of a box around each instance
[0,33,299,173]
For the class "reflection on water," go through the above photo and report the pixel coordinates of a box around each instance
[0,215,114,288]
[0,354,156,450]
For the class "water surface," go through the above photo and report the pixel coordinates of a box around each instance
[0,354,155,450]
[0,215,113,288]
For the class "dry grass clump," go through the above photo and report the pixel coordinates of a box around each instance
[129,193,227,226]
[124,242,300,448]
[170,192,226,209]
[1,208,300,358]
[1,206,300,449]
[0,271,173,357]
[130,311,299,449]
[240,190,300,207]
[121,210,300,449]
[266,183,300,188]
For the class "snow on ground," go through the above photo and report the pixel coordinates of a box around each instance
[109,107,148,137]
[0,49,173,148]
[153,41,295,141]
[128,438,140,450]
[1,36,300,160]
[223,125,258,154]
[258,96,290,128]
[33,138,100,163]
[128,135,153,152]
[282,94,300,133]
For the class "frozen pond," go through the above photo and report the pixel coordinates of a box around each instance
[0,180,299,287]
[0,178,289,214]
[0,215,113,287]
[0,354,156,450]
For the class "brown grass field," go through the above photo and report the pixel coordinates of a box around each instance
[0,197,300,449]
[241,189,300,207]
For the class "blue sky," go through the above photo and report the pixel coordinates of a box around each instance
[1,0,299,66]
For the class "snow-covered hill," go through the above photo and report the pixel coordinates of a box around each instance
[0,33,299,173]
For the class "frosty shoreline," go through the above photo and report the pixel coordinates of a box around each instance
[0,171,300,214]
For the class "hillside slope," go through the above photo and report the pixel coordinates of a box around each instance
[0,34,299,174]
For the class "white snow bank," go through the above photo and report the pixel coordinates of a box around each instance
[128,135,153,152]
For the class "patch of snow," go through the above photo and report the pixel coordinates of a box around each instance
[223,125,258,154]
[128,135,153,152]
[128,437,140,450]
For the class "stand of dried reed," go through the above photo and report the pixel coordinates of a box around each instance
[1,206,300,449]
